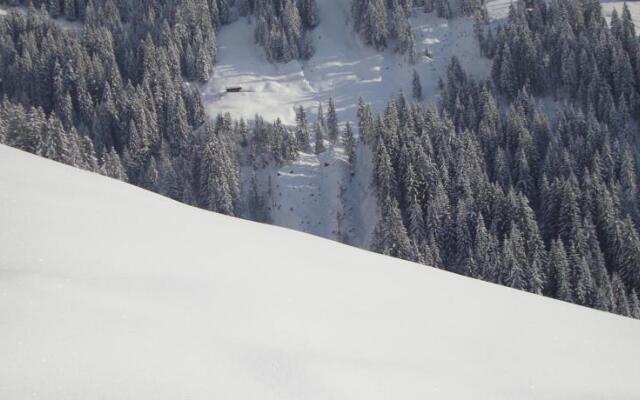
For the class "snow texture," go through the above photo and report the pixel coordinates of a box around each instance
[486,0,640,26]
[1,144,640,400]
[601,0,640,26]
[0,5,82,30]
[486,0,513,21]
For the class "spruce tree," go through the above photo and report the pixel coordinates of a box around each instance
[412,70,423,101]
[327,97,339,144]
[295,106,311,152]
[314,122,325,154]
[344,122,356,165]
[549,239,573,302]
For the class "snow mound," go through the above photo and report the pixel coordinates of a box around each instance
[202,0,490,125]
[1,145,639,399]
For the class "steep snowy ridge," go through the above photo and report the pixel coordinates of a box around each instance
[1,145,640,399]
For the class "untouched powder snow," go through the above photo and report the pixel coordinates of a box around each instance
[202,0,490,125]
[1,144,640,400]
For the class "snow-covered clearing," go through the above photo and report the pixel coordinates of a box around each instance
[202,0,490,125]
[487,0,640,26]
[248,140,377,246]
[486,0,514,21]
[601,0,640,26]
[0,5,82,30]
[1,144,639,399]
[265,149,347,239]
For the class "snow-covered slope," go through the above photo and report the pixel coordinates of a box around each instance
[202,0,490,125]
[213,0,492,244]
[0,4,82,30]
[248,141,377,247]
[1,144,639,400]
[486,0,514,21]
[602,0,640,26]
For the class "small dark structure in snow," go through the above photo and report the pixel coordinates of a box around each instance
[226,86,242,93]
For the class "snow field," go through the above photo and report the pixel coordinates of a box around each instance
[1,144,640,399]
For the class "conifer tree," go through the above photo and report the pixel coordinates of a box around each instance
[373,139,395,204]
[549,239,573,302]
[344,122,356,165]
[314,122,325,154]
[295,106,311,152]
[327,97,339,144]
[612,274,631,317]
[412,70,423,101]
[372,197,414,260]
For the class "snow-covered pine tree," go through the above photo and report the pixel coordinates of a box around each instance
[294,106,310,152]
[344,122,356,165]
[412,70,423,101]
[327,97,339,144]
[314,121,325,154]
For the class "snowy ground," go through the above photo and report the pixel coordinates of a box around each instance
[486,0,640,26]
[0,4,82,30]
[202,0,490,125]
[249,140,377,246]
[601,0,640,26]
[1,144,640,400]
[486,0,513,22]
[265,149,347,240]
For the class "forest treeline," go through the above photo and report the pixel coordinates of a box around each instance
[367,0,640,318]
[0,1,301,215]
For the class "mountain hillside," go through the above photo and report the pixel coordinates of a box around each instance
[1,144,639,399]
[208,0,492,244]
[210,0,640,248]
[202,0,491,125]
